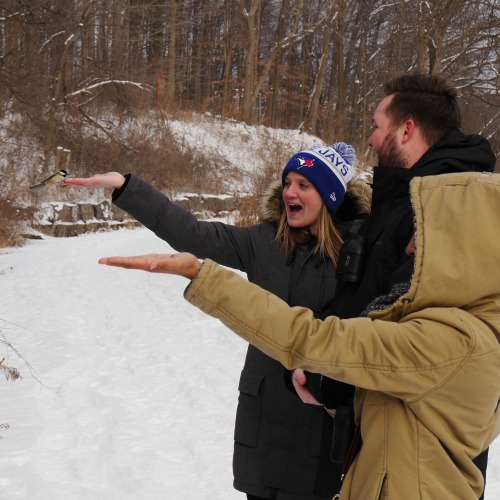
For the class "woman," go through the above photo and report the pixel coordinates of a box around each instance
[65,143,371,500]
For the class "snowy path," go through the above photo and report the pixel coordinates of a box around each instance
[1,229,245,499]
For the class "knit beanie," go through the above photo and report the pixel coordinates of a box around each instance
[281,143,355,215]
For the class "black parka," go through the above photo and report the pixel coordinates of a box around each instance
[331,128,496,320]
[112,175,370,499]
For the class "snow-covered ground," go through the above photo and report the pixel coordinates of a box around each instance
[1,227,499,500]
[0,229,246,499]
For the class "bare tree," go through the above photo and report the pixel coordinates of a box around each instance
[299,1,337,135]
[0,0,497,159]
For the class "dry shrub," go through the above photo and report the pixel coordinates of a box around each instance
[1,105,315,245]
[0,109,249,247]
[65,111,240,196]
[0,200,30,248]
[0,336,22,438]
[232,133,293,226]
[0,358,21,382]
[232,194,260,226]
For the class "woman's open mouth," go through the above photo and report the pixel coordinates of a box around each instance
[288,203,302,213]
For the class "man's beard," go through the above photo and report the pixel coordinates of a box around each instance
[377,131,408,169]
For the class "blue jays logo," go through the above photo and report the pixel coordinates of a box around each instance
[296,157,315,169]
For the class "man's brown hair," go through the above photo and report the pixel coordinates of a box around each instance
[384,74,461,147]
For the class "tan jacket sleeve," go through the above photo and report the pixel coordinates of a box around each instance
[185,259,474,400]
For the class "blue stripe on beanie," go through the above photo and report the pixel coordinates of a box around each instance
[281,143,355,215]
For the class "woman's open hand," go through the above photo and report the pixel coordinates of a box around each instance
[98,252,202,280]
[63,172,126,190]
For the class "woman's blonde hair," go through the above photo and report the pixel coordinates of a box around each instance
[275,204,344,265]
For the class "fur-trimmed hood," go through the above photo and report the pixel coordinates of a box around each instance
[259,176,372,224]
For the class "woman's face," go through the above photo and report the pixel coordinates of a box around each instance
[282,171,324,234]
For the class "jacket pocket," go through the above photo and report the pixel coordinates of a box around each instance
[234,368,265,447]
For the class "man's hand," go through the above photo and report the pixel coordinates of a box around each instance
[63,172,126,190]
[291,369,322,406]
[99,252,202,280]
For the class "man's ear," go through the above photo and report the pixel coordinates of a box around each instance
[401,119,415,144]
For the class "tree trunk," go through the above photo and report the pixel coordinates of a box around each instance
[111,0,126,74]
[238,0,261,124]
[416,0,429,73]
[166,0,178,109]
[300,3,337,135]
[222,0,236,118]
[335,1,346,140]
[267,0,291,127]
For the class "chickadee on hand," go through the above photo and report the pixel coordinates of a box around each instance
[30,169,69,192]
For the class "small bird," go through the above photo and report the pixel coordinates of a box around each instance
[30,146,72,192]
[30,169,69,192]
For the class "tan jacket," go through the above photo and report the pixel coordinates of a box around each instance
[185,172,500,499]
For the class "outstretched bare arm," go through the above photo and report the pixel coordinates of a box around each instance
[63,172,126,190]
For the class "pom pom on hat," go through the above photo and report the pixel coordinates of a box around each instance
[282,142,355,215]
[331,142,356,166]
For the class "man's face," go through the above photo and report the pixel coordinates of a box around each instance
[368,95,409,169]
